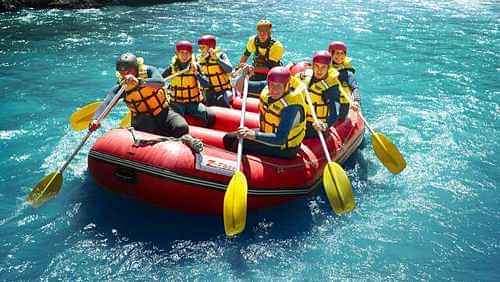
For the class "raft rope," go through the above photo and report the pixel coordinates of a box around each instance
[126,127,204,153]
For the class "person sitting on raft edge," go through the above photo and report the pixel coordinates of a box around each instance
[89,52,189,138]
[237,19,285,96]
[298,50,352,139]
[196,35,234,108]
[223,66,306,159]
[162,40,215,127]
[328,41,361,109]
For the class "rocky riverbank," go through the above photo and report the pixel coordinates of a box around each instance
[1,0,187,12]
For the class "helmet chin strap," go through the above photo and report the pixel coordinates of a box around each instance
[258,33,271,43]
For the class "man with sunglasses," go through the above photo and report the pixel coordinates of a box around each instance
[89,52,189,138]
[237,20,285,96]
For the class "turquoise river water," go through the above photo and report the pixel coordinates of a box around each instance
[0,0,499,280]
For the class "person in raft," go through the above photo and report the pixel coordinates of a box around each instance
[162,40,215,127]
[223,66,307,159]
[89,52,189,138]
[328,41,361,109]
[237,19,285,95]
[196,35,234,108]
[298,50,351,138]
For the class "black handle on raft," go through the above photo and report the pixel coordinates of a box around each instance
[114,168,138,184]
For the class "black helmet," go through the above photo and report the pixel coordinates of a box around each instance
[116,52,138,71]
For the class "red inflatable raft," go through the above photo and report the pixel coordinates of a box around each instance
[87,100,365,214]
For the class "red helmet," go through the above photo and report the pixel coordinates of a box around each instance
[312,50,332,65]
[175,40,193,53]
[328,41,347,54]
[198,35,216,49]
[267,66,291,84]
[289,61,311,76]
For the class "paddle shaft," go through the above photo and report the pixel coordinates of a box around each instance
[357,113,375,135]
[303,86,346,210]
[338,93,368,132]
[163,67,190,81]
[60,85,126,173]
[58,131,91,172]
[229,66,248,98]
[346,96,383,147]
[230,67,245,79]
[357,111,394,161]
[345,93,406,174]
[236,76,249,171]
[302,87,333,163]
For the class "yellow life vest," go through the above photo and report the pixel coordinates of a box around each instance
[169,55,203,103]
[246,36,284,68]
[301,68,348,123]
[330,57,355,95]
[196,52,231,93]
[330,56,355,72]
[116,58,168,116]
[258,76,306,150]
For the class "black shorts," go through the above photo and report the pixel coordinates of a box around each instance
[131,108,189,138]
[205,89,232,108]
[305,123,319,139]
[222,132,299,159]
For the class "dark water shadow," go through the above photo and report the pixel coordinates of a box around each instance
[344,137,369,183]
[67,142,369,273]
[344,136,407,210]
[71,176,320,245]
[68,177,325,275]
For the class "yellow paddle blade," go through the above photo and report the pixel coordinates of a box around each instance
[120,111,132,128]
[26,172,63,208]
[323,162,355,214]
[223,170,248,236]
[371,133,407,174]
[69,102,102,131]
